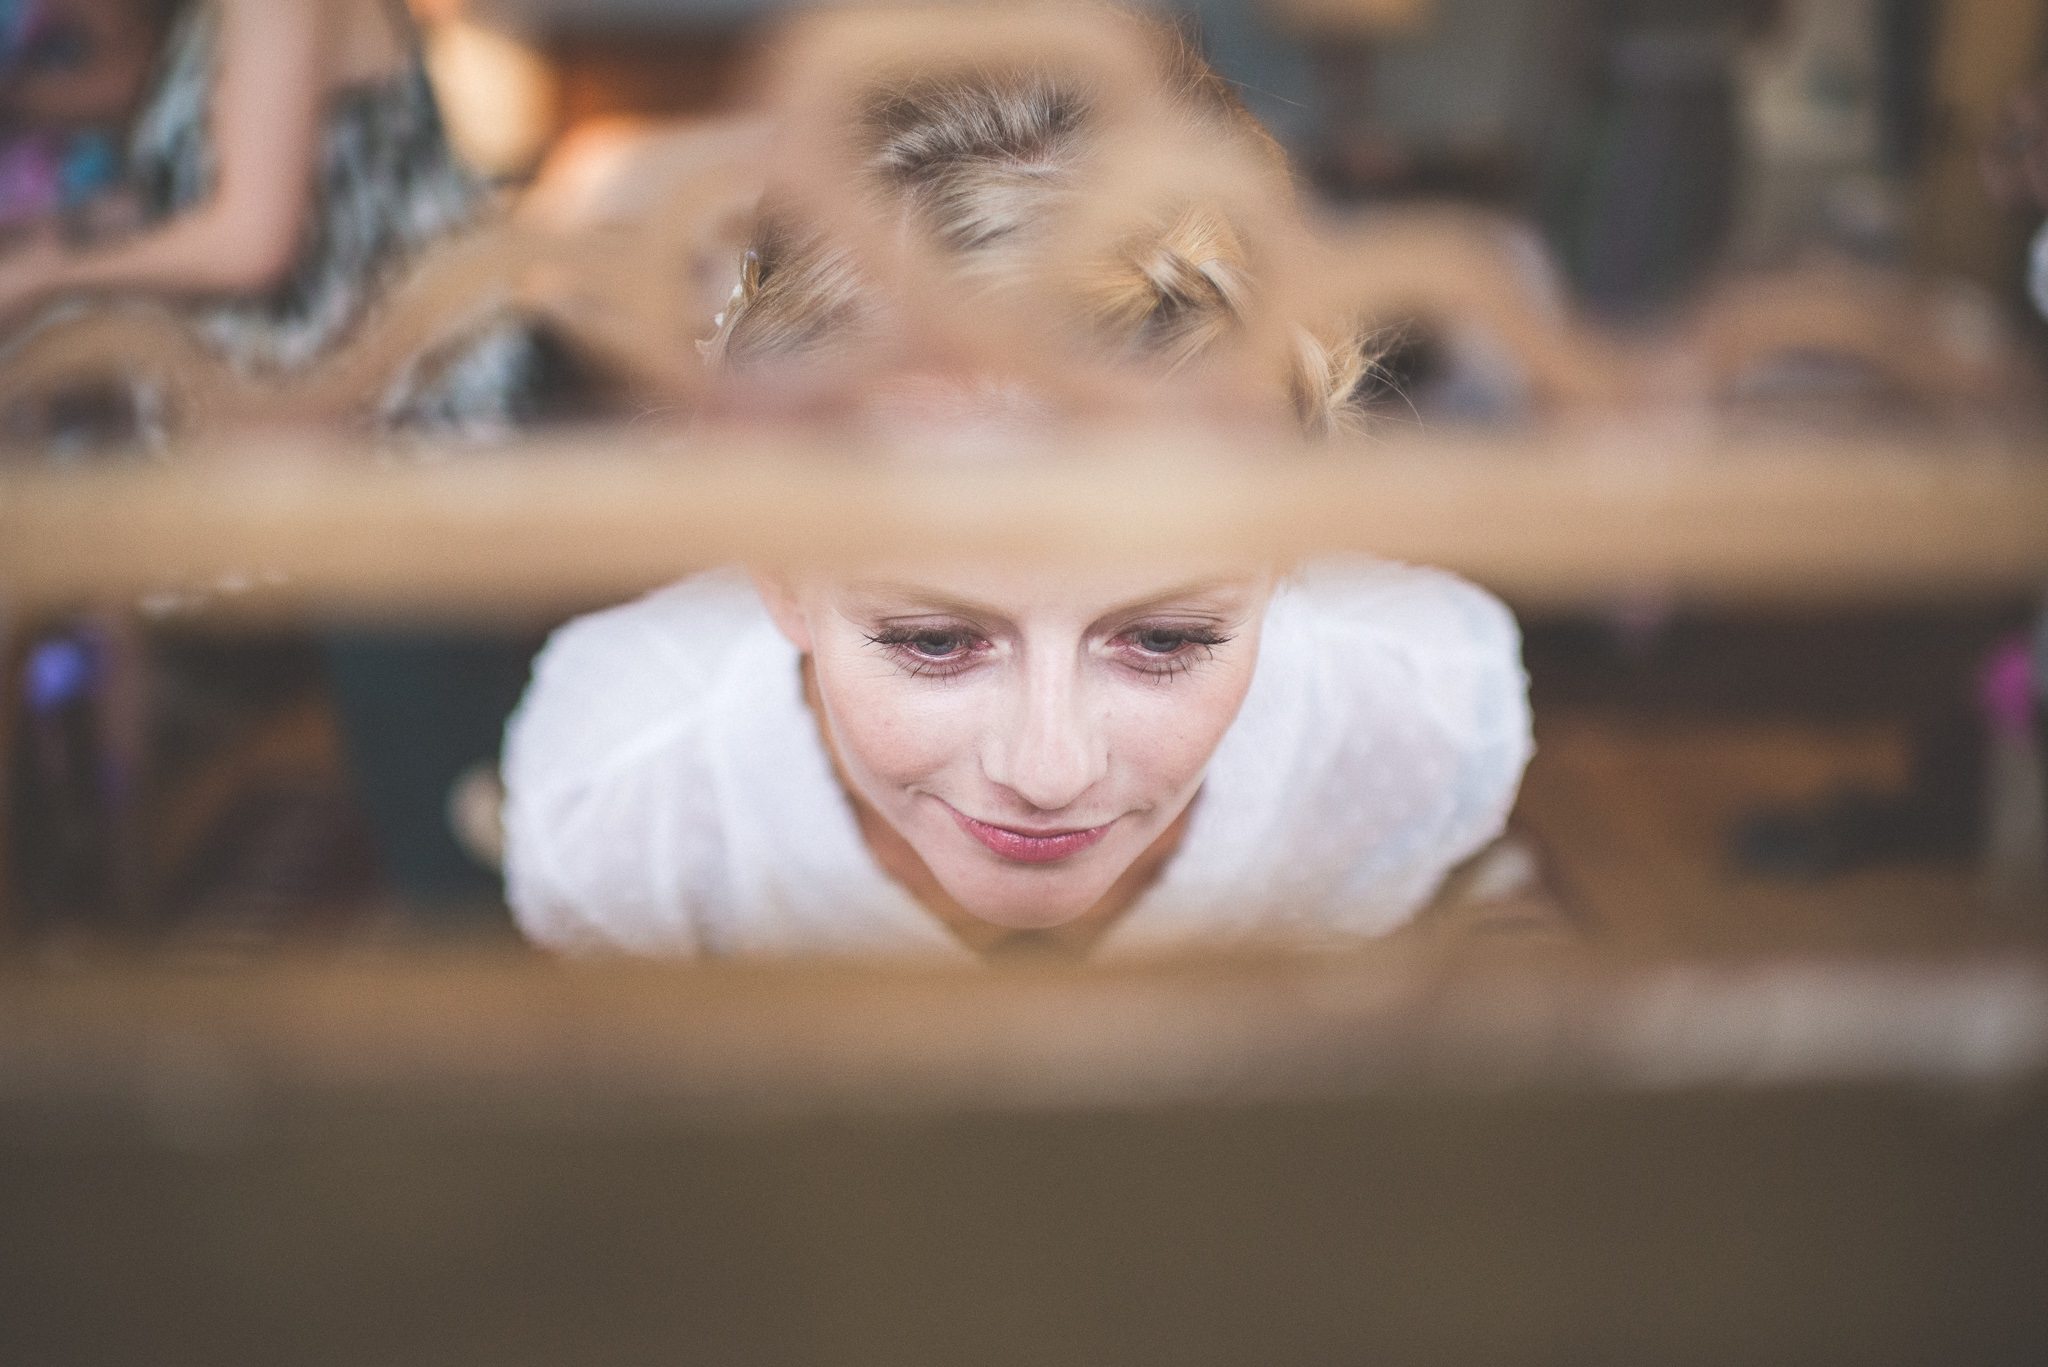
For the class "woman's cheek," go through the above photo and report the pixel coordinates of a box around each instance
[825,666,979,789]
[1104,696,1213,791]
[1110,661,1256,788]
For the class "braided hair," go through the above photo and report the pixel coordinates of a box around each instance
[707,14,1371,437]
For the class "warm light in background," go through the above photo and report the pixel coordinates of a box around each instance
[423,17,561,179]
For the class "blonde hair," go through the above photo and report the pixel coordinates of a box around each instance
[708,16,1372,437]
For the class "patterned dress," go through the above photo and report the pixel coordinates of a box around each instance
[123,2,540,906]
[126,0,530,435]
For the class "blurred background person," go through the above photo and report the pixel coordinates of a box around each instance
[1,0,538,932]
[0,0,528,430]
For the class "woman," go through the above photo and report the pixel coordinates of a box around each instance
[502,19,1535,960]
[0,0,525,430]
[0,0,532,915]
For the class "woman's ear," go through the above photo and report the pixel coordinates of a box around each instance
[750,569,814,652]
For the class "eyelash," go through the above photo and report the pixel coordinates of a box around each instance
[1124,626,1233,679]
[862,627,988,680]
[861,624,1233,681]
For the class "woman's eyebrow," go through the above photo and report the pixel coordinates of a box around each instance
[1091,580,1251,626]
[839,577,1253,624]
[840,582,1006,620]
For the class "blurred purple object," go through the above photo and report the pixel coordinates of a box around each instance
[0,132,65,223]
[24,634,95,713]
[1980,636,2038,740]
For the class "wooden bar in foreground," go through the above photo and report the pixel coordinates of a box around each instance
[0,945,2045,1366]
[3,422,2047,616]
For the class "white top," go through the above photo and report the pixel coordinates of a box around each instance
[501,561,1534,961]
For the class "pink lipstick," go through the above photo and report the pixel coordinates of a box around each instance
[947,806,1113,864]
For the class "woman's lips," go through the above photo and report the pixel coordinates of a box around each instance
[946,805,1114,864]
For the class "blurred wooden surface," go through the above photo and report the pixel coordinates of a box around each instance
[0,120,763,433]
[0,945,2045,1366]
[3,423,2047,617]
[6,942,2045,1108]
[1520,709,1999,951]
[1914,0,2046,287]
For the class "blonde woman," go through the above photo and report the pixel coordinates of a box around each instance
[502,17,1535,960]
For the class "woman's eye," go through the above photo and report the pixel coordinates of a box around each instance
[904,630,971,658]
[864,626,987,676]
[1116,625,1231,676]
[1130,628,1192,655]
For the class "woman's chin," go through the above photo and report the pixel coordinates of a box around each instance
[960,899,1094,932]
[939,868,1116,931]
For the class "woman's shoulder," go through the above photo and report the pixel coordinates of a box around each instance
[1278,557,1521,669]
[506,570,772,791]
[1248,558,1532,932]
[1268,558,1525,741]
[500,571,780,952]
[534,567,776,689]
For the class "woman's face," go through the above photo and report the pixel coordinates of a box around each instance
[758,558,1270,930]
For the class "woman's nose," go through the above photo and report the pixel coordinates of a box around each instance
[983,672,1109,814]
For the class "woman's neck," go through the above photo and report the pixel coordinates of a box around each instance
[799,656,1187,960]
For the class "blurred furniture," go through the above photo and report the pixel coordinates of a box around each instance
[1322,204,2035,409]
[1913,0,2048,289]
[5,193,2035,440]
[1677,259,2023,404]
[5,427,2046,615]
[0,117,765,442]
[1,946,2045,1365]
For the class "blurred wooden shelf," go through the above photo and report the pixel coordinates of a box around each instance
[3,421,2046,618]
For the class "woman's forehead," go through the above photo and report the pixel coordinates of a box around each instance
[858,367,1293,450]
[865,372,1055,434]
[818,557,1273,622]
